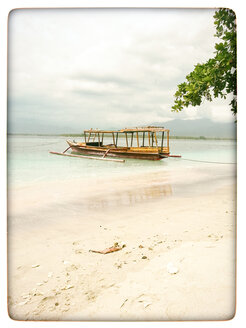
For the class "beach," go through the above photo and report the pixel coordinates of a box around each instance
[7,136,236,321]
[7,163,236,321]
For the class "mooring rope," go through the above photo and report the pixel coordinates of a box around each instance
[178,157,236,165]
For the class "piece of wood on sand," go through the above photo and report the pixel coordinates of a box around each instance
[89,243,126,254]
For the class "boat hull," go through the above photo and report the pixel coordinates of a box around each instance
[67,141,168,161]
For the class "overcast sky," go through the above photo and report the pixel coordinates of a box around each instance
[7,8,235,134]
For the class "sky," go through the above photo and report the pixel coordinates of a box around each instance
[7,8,235,134]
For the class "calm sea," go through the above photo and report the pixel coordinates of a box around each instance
[7,135,236,188]
[7,135,236,228]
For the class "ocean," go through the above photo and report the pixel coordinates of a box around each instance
[7,135,236,228]
[8,135,236,186]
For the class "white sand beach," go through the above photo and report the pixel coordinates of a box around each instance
[7,168,236,321]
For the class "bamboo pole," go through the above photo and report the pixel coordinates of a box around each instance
[161,131,164,152]
[49,151,125,163]
[131,132,134,147]
[125,132,128,147]
[142,132,145,147]
[167,131,169,151]
[116,132,118,147]
[88,132,91,142]
[148,132,150,147]
[154,132,158,147]
[102,149,111,158]
[136,132,139,147]
[84,132,87,143]
[101,133,104,145]
[62,145,72,154]
[112,133,116,147]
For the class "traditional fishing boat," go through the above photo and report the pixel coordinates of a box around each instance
[64,126,170,161]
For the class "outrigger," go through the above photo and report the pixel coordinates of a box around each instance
[50,126,180,162]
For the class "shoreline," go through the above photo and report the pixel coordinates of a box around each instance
[8,162,235,226]
[8,180,236,321]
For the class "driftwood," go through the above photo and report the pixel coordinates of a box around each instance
[89,243,126,255]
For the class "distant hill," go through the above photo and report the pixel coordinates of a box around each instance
[151,118,236,139]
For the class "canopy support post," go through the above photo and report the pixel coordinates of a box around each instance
[167,131,169,152]
[131,132,134,147]
[125,132,128,147]
[136,132,139,147]
[161,132,164,152]
[155,132,158,147]
[112,133,116,147]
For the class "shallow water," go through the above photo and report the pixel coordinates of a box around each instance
[7,135,236,186]
[7,135,236,228]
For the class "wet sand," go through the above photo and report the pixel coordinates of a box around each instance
[7,169,236,321]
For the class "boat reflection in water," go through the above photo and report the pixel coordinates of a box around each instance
[86,183,172,210]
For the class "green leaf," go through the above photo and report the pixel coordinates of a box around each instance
[172,8,237,116]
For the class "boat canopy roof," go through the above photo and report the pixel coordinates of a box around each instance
[84,126,169,133]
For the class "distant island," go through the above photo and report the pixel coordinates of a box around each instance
[7,118,236,140]
[7,133,235,140]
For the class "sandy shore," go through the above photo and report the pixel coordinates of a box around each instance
[8,175,236,321]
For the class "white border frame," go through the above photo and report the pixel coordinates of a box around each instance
[1,1,244,327]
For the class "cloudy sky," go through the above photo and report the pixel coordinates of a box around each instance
[7,8,235,134]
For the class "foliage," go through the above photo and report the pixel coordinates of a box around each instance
[172,8,237,115]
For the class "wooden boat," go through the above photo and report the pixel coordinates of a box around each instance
[65,127,170,161]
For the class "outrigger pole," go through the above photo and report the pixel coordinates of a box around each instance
[49,151,125,163]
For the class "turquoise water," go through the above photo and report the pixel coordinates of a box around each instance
[7,135,236,229]
[7,135,236,188]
